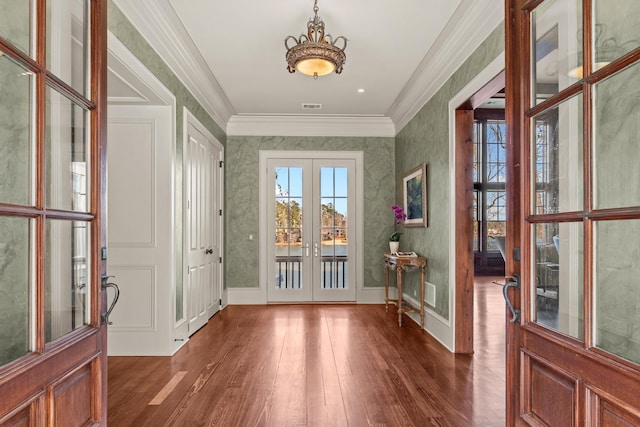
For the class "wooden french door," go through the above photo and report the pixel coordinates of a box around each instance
[0,0,108,425]
[266,156,356,302]
[506,0,640,424]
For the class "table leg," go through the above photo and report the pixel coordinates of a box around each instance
[397,267,403,327]
[384,262,389,313]
[420,267,425,328]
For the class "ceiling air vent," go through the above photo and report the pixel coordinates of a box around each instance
[301,103,322,110]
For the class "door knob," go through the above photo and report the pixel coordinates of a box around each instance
[205,248,213,255]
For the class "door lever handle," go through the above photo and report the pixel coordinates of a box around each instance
[101,275,120,325]
[503,273,520,323]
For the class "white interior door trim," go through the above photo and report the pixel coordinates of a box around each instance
[107,32,179,356]
[258,150,363,304]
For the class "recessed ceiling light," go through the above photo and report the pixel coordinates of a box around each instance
[357,88,365,93]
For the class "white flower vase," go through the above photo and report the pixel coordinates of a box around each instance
[389,241,399,254]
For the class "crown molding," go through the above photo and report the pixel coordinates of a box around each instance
[112,0,235,131]
[388,0,504,134]
[227,115,395,137]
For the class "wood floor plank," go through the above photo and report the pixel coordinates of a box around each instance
[108,279,506,426]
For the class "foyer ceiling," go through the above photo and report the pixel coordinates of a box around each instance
[110,0,503,134]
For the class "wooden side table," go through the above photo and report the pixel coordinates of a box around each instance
[384,253,427,327]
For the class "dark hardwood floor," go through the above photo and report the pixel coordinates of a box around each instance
[108,278,505,426]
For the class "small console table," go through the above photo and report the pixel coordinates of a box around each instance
[384,253,427,327]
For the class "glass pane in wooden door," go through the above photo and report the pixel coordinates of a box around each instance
[46,0,89,96]
[45,86,89,212]
[532,222,583,339]
[531,0,582,104]
[45,219,89,343]
[595,219,640,364]
[593,1,640,73]
[532,94,583,215]
[274,167,304,289]
[593,62,640,209]
[0,216,31,365]
[0,55,33,206]
[0,1,32,56]
[320,167,348,289]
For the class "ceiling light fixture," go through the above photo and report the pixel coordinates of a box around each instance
[285,0,347,80]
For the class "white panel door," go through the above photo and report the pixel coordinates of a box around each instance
[186,123,220,335]
[107,105,174,355]
[267,157,356,302]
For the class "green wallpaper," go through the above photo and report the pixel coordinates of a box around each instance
[394,23,505,320]
[225,136,395,289]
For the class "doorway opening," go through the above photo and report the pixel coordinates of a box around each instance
[453,69,505,355]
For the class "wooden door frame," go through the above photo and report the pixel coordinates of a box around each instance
[504,0,522,422]
[450,61,505,354]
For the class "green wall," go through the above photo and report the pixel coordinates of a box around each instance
[225,136,395,289]
[394,23,504,320]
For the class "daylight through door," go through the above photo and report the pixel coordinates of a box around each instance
[267,157,356,302]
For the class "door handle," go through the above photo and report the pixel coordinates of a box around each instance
[205,248,213,255]
[502,273,520,323]
[101,275,120,325]
[314,242,319,257]
[302,242,310,257]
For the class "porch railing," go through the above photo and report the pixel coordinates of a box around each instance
[275,255,348,289]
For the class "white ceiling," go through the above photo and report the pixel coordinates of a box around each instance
[110,0,504,135]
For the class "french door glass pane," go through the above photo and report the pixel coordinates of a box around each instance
[0,55,33,206]
[45,220,89,343]
[46,86,89,212]
[486,190,506,251]
[533,222,583,340]
[0,0,32,56]
[532,94,583,215]
[595,219,640,364]
[275,167,303,289]
[531,0,582,104]
[593,1,640,74]
[320,168,348,290]
[593,62,640,210]
[486,120,506,183]
[46,0,89,96]
[0,216,31,365]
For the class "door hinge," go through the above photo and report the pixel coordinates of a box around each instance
[219,298,222,306]
[219,160,224,168]
[219,209,223,216]
[219,257,223,263]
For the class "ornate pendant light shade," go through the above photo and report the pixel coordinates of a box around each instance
[285,0,347,79]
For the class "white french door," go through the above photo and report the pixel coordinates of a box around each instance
[266,156,357,302]
[186,122,222,334]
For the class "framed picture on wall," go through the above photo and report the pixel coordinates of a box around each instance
[402,163,427,227]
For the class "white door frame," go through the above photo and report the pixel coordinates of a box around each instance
[182,107,224,330]
[258,150,364,304]
[107,32,179,355]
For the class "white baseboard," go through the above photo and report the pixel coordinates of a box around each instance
[227,287,266,305]
[356,286,386,304]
